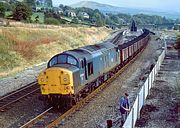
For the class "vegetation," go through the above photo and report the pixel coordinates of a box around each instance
[31,12,44,23]
[0,27,111,77]
[23,0,35,7]
[175,33,180,49]
[0,1,180,27]
[44,17,60,25]
[0,2,14,17]
[13,2,32,22]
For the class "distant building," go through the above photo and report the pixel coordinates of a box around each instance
[35,0,53,12]
[78,12,89,19]
[53,7,63,15]
[64,10,76,17]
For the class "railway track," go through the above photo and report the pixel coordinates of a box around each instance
[111,31,124,45]
[20,41,148,128]
[0,81,40,112]
[19,107,62,128]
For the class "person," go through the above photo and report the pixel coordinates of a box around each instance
[119,93,130,126]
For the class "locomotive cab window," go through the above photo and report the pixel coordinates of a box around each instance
[67,56,77,65]
[49,56,58,67]
[58,55,67,63]
[88,62,93,76]
[49,54,78,67]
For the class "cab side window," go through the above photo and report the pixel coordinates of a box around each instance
[88,62,93,76]
[81,60,84,68]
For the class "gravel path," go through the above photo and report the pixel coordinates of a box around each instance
[56,35,164,128]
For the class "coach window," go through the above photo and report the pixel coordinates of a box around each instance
[88,62,93,76]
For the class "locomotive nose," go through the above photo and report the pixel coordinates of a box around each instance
[38,67,74,95]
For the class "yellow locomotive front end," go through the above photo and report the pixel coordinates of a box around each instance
[38,67,74,95]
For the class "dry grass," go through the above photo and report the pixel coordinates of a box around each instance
[175,32,180,49]
[0,26,112,77]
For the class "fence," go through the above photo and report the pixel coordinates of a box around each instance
[122,49,166,128]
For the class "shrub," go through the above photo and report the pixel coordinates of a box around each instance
[44,17,60,25]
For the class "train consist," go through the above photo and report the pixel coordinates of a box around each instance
[38,28,151,107]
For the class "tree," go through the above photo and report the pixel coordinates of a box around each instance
[0,2,5,17]
[13,3,32,21]
[23,0,35,7]
[46,0,53,7]
[0,2,12,17]
[71,18,79,24]
[93,13,104,27]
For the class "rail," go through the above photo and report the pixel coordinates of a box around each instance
[20,107,53,128]
[0,81,39,112]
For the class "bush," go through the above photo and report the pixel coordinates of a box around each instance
[71,18,79,24]
[13,2,32,21]
[44,17,60,25]
[59,18,66,24]
[175,35,180,49]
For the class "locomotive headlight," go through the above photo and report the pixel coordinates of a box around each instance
[41,78,44,82]
[64,78,67,81]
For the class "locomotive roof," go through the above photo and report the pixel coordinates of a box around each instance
[64,42,115,56]
[81,42,116,52]
[63,42,116,58]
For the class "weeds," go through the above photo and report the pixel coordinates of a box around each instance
[0,26,111,77]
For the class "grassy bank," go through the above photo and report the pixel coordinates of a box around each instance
[175,32,180,49]
[0,26,112,77]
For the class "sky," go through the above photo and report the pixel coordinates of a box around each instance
[52,0,180,13]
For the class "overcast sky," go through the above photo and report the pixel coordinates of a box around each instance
[52,0,180,13]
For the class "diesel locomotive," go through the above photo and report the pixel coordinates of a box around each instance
[38,28,151,107]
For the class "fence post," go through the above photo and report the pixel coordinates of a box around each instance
[151,70,153,87]
[137,94,139,119]
[147,77,149,95]
[132,108,134,128]
[143,84,145,105]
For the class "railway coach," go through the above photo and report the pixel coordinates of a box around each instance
[38,29,150,107]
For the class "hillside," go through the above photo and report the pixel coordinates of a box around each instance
[71,1,180,19]
[0,26,112,77]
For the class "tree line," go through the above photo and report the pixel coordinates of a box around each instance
[0,1,180,27]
